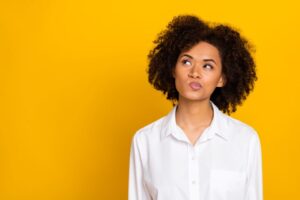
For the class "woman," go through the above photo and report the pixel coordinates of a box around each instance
[128,15,263,200]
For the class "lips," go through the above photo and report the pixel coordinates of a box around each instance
[189,82,202,90]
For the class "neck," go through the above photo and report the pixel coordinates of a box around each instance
[175,97,213,130]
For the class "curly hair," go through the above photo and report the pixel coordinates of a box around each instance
[147,15,257,114]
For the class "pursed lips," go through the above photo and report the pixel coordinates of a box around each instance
[189,82,202,90]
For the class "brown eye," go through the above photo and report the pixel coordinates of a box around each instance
[203,64,213,70]
[182,59,192,66]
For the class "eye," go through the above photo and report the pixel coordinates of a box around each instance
[182,59,192,66]
[203,64,213,70]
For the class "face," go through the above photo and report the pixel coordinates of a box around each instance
[173,41,225,102]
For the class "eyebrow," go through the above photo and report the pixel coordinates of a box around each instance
[180,54,217,64]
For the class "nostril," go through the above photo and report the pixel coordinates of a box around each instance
[188,72,201,78]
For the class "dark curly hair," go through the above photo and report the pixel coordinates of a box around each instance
[147,15,257,114]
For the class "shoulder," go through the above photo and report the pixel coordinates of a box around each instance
[219,111,260,141]
[224,113,257,132]
[131,114,167,144]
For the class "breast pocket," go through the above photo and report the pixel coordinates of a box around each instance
[209,169,246,200]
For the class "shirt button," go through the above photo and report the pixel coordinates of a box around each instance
[192,156,196,160]
[192,180,196,184]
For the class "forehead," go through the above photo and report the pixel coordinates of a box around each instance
[179,41,221,61]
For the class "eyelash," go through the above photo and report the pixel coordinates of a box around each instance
[203,64,213,69]
[182,59,191,65]
[182,59,214,69]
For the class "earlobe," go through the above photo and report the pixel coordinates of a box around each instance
[172,69,175,78]
[217,75,226,87]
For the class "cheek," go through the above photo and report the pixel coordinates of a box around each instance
[205,75,223,88]
[174,72,187,87]
[174,78,181,90]
[174,67,188,80]
[174,78,185,94]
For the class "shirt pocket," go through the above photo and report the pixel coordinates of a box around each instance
[209,169,246,200]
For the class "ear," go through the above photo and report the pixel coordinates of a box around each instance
[216,74,226,87]
[172,68,176,78]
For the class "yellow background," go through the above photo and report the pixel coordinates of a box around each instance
[0,0,299,199]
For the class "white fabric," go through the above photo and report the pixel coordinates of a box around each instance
[128,101,263,200]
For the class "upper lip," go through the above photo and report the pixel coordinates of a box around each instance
[189,81,202,87]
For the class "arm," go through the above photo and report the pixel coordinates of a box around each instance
[128,134,151,200]
[245,132,263,200]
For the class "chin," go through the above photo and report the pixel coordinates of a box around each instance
[179,92,208,102]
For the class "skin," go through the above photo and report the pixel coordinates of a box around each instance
[172,41,226,146]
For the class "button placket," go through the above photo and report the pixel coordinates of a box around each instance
[188,144,199,200]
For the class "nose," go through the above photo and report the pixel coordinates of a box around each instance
[188,65,201,78]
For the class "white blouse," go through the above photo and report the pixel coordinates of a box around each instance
[128,101,263,200]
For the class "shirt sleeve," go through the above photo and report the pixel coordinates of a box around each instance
[245,132,263,200]
[128,133,151,200]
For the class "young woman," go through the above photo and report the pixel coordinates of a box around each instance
[128,15,263,200]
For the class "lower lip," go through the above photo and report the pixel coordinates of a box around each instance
[189,82,202,90]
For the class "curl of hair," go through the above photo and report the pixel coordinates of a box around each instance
[147,15,257,114]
